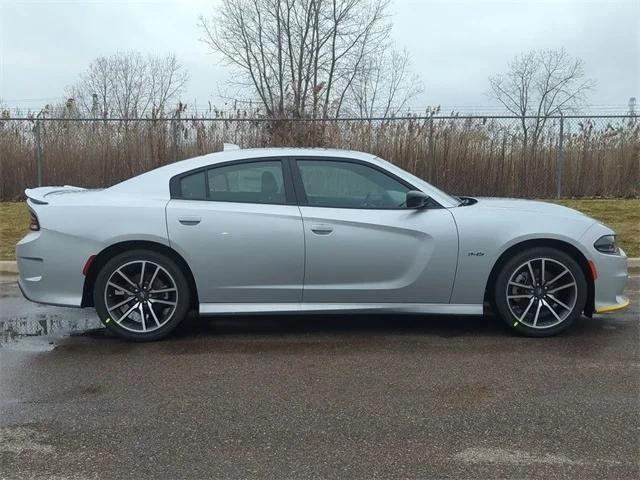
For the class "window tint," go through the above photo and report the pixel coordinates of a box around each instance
[179,171,206,200]
[206,160,286,204]
[297,160,411,209]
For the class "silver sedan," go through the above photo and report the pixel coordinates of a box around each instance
[17,148,629,341]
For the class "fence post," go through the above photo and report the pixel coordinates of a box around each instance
[171,119,177,161]
[555,113,564,198]
[33,117,43,187]
[426,114,434,181]
[171,106,182,161]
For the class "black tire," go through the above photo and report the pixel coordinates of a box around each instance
[93,249,191,341]
[494,247,587,337]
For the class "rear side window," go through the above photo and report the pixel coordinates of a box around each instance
[173,160,287,205]
[179,171,206,200]
[207,161,285,204]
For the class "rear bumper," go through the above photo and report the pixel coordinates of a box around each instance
[16,230,92,308]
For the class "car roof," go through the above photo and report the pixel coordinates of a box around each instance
[106,147,459,208]
[168,147,379,173]
[108,148,380,195]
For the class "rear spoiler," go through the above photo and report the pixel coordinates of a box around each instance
[25,186,86,205]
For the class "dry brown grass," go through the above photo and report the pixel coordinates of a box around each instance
[0,202,28,260]
[552,198,640,258]
[0,115,638,201]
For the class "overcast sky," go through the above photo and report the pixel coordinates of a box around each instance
[1,0,638,114]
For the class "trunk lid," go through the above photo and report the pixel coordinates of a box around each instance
[24,186,90,204]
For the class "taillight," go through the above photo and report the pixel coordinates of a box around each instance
[29,210,40,231]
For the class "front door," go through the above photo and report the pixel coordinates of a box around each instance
[293,159,458,304]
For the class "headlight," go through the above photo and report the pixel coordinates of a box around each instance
[594,235,619,254]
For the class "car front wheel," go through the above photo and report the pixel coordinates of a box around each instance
[494,247,588,337]
[93,249,191,341]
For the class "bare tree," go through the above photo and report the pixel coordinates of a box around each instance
[199,0,416,119]
[489,48,594,150]
[347,47,422,119]
[148,55,190,117]
[69,52,188,118]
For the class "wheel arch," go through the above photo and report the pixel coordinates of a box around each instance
[81,240,199,309]
[484,238,595,316]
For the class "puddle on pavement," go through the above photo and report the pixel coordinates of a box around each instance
[0,315,102,350]
[0,279,102,350]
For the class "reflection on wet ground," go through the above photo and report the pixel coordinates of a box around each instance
[0,275,100,349]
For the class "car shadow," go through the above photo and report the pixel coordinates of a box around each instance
[71,312,507,345]
[106,310,618,341]
[49,311,623,359]
[174,312,508,339]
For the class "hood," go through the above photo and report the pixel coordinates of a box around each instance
[470,197,588,220]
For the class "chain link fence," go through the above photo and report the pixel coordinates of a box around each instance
[0,114,638,201]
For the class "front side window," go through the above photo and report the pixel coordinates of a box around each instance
[297,160,411,209]
[207,160,285,204]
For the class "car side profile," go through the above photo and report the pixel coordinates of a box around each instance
[17,148,629,341]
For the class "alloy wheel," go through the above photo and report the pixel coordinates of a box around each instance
[506,257,578,329]
[103,260,179,333]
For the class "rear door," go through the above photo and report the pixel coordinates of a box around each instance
[166,159,304,304]
[292,158,458,304]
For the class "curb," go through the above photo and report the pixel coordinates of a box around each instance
[0,261,18,274]
[1,258,639,275]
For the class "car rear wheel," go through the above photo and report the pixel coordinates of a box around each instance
[494,247,587,337]
[93,250,191,341]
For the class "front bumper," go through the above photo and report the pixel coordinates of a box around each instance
[591,251,629,314]
[581,224,629,314]
[595,296,630,313]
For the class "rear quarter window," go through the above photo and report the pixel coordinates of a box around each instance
[179,171,206,200]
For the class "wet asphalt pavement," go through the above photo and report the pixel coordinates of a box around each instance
[0,274,638,479]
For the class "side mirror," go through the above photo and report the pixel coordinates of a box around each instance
[406,190,430,209]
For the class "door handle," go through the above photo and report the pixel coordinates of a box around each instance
[310,224,333,235]
[178,216,201,226]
